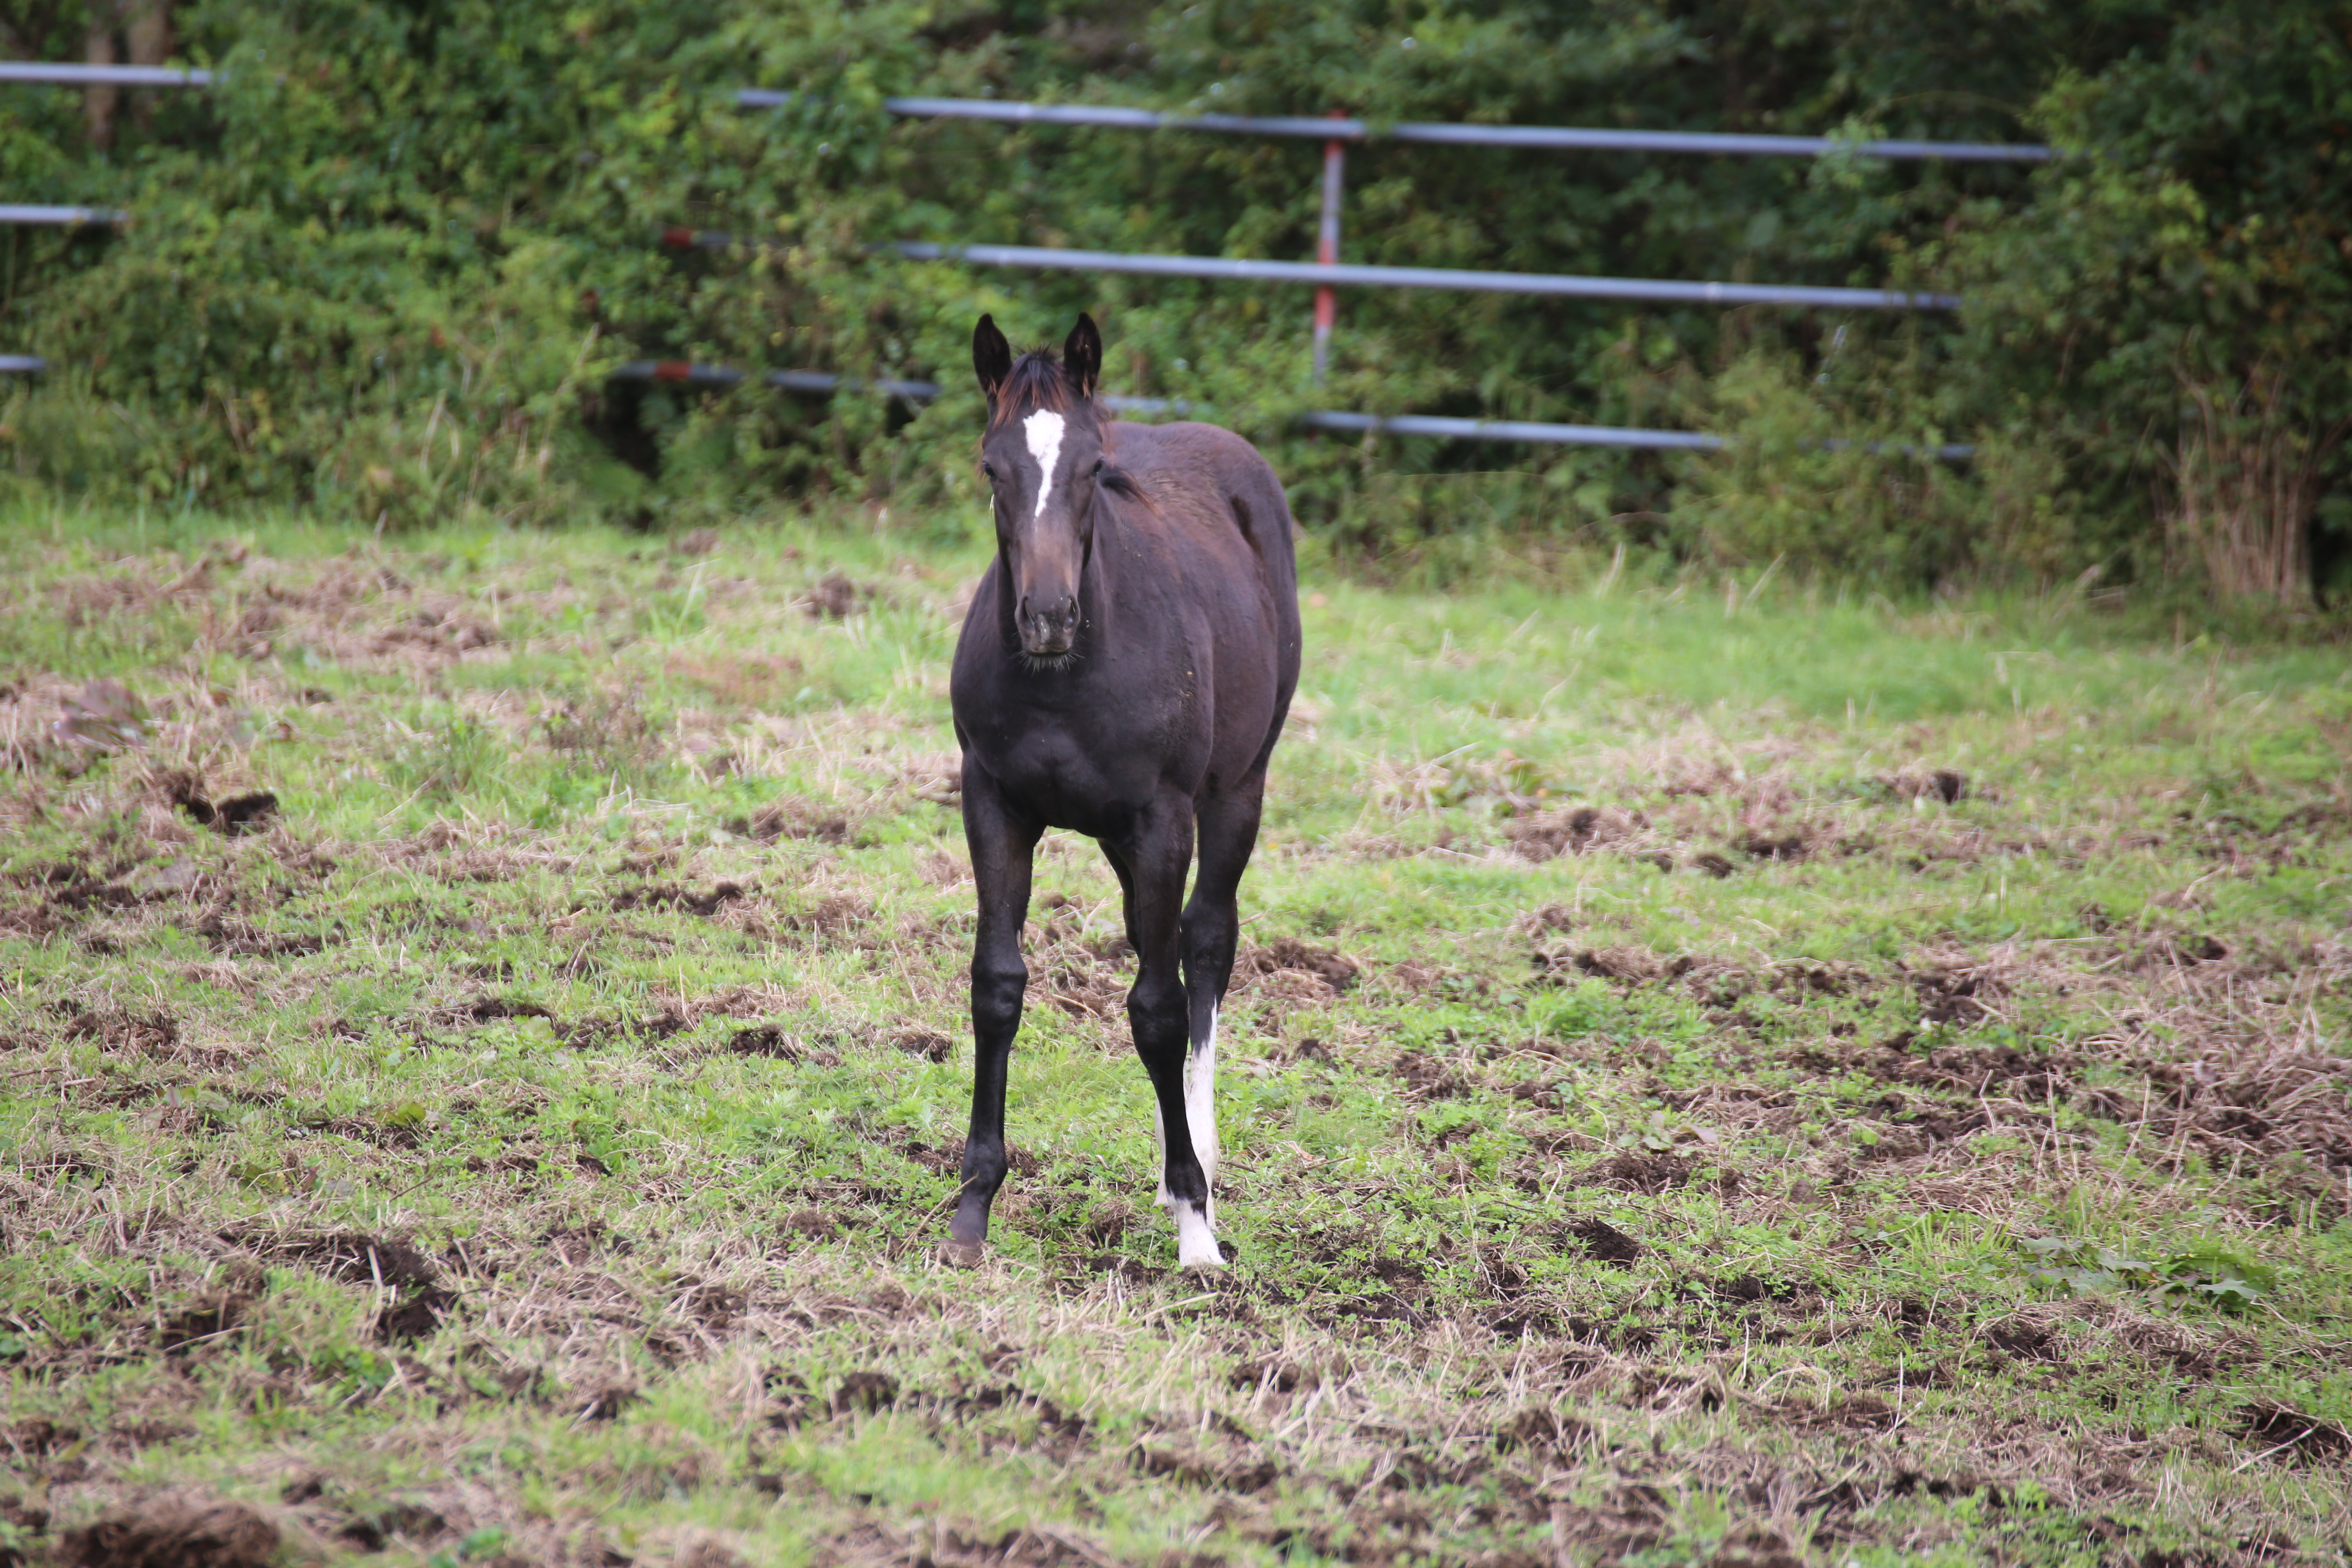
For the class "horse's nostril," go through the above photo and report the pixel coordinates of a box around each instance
[1017,592,1078,648]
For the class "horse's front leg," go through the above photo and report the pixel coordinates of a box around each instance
[1121,798,1221,1267]
[951,757,1041,1254]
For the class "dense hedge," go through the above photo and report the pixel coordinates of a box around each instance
[1,0,2346,602]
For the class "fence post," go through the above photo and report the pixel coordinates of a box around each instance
[1312,111,1345,385]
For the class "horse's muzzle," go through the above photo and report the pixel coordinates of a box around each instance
[1018,594,1080,657]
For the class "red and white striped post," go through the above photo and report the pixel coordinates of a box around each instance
[1311,111,1345,385]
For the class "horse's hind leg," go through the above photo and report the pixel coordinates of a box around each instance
[1178,776,1268,1225]
[951,759,1042,1252]
[1118,797,1221,1267]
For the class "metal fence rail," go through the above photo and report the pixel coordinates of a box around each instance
[616,359,1186,414]
[889,240,1957,311]
[608,358,1973,458]
[1300,410,1719,450]
[667,231,1958,311]
[22,350,1969,457]
[611,360,945,401]
[0,63,212,87]
[0,204,124,225]
[735,93,2051,163]
[10,69,2046,160]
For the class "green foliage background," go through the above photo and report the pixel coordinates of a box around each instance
[1,0,2347,599]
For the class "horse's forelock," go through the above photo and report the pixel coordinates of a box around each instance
[986,351,1098,432]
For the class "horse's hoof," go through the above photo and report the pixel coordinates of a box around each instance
[1174,1202,1223,1268]
[935,1240,987,1269]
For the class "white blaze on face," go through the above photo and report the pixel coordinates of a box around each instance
[1022,409,1066,523]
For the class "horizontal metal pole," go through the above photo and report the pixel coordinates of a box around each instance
[599,359,1967,455]
[2,348,1969,457]
[1374,122,2042,164]
[1821,436,1977,461]
[610,359,942,400]
[735,90,2049,163]
[1309,409,1973,459]
[611,359,745,388]
[0,204,126,225]
[1300,410,1720,450]
[1102,395,1200,416]
[891,239,1959,310]
[666,230,1953,310]
[0,62,212,87]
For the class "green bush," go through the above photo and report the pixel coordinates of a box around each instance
[0,0,2344,605]
[1929,3,2352,606]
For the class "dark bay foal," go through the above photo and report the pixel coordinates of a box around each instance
[947,313,1302,1267]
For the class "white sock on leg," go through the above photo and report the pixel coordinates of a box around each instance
[1187,1008,1219,1225]
[1174,1199,1224,1267]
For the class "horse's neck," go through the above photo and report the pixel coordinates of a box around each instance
[1079,492,1136,610]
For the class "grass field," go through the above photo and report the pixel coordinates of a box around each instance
[1,510,2348,1568]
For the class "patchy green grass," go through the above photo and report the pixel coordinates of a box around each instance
[2,509,2348,1568]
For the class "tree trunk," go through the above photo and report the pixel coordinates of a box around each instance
[125,0,169,131]
[82,7,118,150]
[81,1,169,147]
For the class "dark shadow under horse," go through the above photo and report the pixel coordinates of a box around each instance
[947,313,1302,1267]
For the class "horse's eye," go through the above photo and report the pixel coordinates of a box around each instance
[980,463,996,481]
[1091,460,1105,477]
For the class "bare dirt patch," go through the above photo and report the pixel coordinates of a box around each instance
[1506,805,1642,861]
[57,1497,279,1568]
[62,1007,184,1058]
[1559,1218,1644,1265]
[610,881,746,916]
[1578,1151,1741,1195]
[784,895,872,938]
[158,772,280,837]
[728,1026,842,1067]
[799,573,869,619]
[734,797,851,844]
[248,1229,441,1289]
[2140,1047,2352,1181]
[2233,1401,2352,1465]
[217,1229,458,1343]
[1239,938,1358,995]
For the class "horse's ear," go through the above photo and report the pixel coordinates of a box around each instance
[973,314,1013,402]
[1063,312,1102,399]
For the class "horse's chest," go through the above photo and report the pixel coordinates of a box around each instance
[958,678,1205,834]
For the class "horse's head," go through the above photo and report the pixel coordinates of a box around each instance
[973,312,1110,662]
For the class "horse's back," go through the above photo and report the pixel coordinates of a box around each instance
[1107,419,1302,777]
